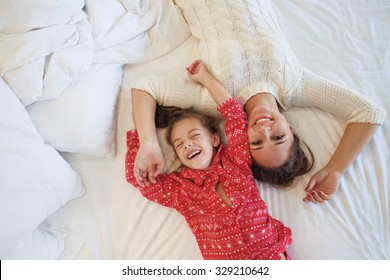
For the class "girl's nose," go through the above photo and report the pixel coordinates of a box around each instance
[185,142,193,149]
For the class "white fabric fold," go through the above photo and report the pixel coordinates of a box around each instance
[0,11,93,106]
[0,0,85,34]
[89,0,190,64]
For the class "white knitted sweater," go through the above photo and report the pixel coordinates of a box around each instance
[133,0,385,125]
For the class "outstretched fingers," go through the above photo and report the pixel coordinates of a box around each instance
[303,191,331,203]
[134,167,146,187]
[134,164,163,187]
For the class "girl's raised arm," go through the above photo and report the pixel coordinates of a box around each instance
[186,60,231,105]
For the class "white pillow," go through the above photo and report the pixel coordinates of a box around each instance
[4,223,85,260]
[4,225,64,260]
[27,64,123,158]
[0,78,85,258]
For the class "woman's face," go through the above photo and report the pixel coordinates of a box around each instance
[170,118,220,170]
[246,105,294,168]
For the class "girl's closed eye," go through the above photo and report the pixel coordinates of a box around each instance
[175,142,183,149]
[191,133,200,139]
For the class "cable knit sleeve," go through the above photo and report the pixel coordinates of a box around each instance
[288,69,386,125]
[131,76,220,117]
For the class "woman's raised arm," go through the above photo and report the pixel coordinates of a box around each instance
[303,122,380,203]
[131,89,165,186]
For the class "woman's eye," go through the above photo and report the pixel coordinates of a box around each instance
[273,135,285,141]
[191,134,199,139]
[251,140,262,145]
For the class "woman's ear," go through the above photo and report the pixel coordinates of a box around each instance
[213,134,221,147]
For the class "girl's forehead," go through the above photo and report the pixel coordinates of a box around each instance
[173,117,202,129]
[172,118,204,135]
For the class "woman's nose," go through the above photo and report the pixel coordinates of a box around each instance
[254,125,271,134]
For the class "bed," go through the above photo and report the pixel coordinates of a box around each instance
[1,0,389,260]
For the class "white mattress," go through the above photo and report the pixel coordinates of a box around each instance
[43,0,390,260]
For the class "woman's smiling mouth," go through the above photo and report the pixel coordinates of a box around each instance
[254,117,272,126]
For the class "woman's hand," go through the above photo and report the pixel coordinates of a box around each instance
[134,140,165,187]
[303,167,342,203]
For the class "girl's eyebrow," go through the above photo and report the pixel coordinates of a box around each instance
[173,128,201,145]
[188,128,200,134]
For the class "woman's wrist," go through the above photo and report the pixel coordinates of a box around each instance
[138,135,159,148]
[324,161,346,176]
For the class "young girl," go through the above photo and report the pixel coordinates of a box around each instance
[125,60,292,260]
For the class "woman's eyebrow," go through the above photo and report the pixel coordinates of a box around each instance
[250,139,287,150]
[275,139,287,145]
[250,142,263,150]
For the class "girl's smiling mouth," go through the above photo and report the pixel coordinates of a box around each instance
[187,149,201,160]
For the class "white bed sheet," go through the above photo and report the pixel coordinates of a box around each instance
[46,0,390,259]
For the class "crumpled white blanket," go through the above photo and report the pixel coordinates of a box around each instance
[88,0,190,64]
[0,9,93,106]
[0,0,189,106]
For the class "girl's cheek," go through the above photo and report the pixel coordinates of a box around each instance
[175,149,183,161]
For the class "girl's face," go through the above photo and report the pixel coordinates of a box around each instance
[170,118,220,170]
[246,105,294,168]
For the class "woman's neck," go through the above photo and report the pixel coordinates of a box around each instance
[244,92,279,114]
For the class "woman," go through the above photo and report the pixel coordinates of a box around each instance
[130,0,385,203]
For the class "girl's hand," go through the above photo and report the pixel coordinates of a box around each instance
[303,167,342,203]
[187,59,231,105]
[134,141,165,187]
[186,59,211,84]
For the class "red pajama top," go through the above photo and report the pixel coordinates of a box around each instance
[125,98,292,260]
